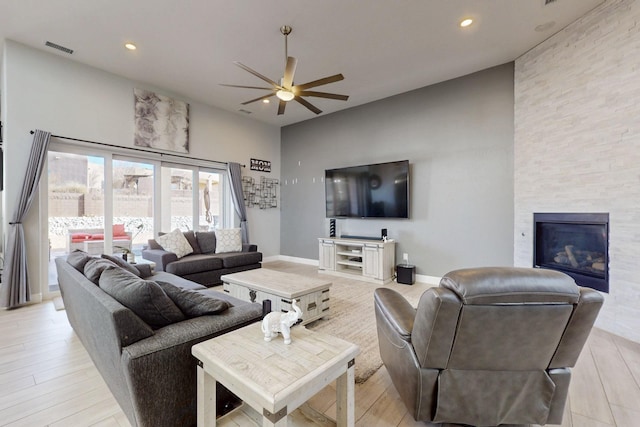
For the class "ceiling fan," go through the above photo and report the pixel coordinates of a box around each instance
[221,25,349,115]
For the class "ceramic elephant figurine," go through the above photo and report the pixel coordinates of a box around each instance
[261,299,303,344]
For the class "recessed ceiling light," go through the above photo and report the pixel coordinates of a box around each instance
[263,99,270,104]
[124,42,137,51]
[460,18,474,28]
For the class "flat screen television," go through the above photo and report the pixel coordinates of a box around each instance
[325,160,409,218]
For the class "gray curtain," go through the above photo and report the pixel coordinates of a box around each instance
[1,130,51,308]
[227,162,249,244]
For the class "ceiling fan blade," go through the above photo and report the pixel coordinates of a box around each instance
[295,96,322,115]
[220,84,275,90]
[282,56,298,88]
[241,93,276,105]
[233,62,281,88]
[297,91,349,101]
[294,74,344,91]
[277,100,287,115]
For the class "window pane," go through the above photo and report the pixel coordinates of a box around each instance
[48,152,104,290]
[161,166,194,231]
[113,159,154,258]
[199,170,222,230]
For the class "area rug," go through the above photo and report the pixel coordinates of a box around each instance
[304,275,422,383]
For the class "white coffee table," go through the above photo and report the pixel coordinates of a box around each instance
[221,269,331,325]
[192,322,360,426]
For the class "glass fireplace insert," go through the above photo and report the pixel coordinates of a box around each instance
[533,212,609,293]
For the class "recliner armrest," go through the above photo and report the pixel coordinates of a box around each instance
[374,288,416,340]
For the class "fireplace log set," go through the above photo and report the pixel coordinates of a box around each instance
[554,245,605,272]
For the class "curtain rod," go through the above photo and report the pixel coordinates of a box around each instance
[29,130,244,167]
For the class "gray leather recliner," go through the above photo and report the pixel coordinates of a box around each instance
[374,267,603,426]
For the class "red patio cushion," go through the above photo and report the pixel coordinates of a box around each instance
[113,224,127,237]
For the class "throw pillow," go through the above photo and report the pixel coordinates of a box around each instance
[84,257,118,284]
[101,254,142,277]
[196,231,217,254]
[183,230,202,254]
[156,281,230,316]
[214,228,242,253]
[155,228,193,259]
[67,250,92,272]
[99,267,185,329]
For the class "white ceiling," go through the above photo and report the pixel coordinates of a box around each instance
[0,0,605,127]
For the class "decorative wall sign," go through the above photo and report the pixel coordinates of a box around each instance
[242,176,279,209]
[134,88,189,153]
[250,158,271,173]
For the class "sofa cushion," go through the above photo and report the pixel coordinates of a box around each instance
[196,231,217,254]
[156,228,193,259]
[215,228,242,253]
[151,271,208,290]
[214,251,263,269]
[99,267,186,329]
[147,238,163,250]
[165,254,223,276]
[67,250,92,272]
[84,257,118,284]
[101,253,142,277]
[156,281,230,316]
[183,230,202,254]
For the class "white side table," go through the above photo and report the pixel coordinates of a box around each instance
[192,322,360,426]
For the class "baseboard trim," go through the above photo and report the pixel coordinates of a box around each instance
[263,255,319,266]
[263,256,440,285]
[416,274,441,286]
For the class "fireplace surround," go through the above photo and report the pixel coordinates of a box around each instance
[533,213,609,293]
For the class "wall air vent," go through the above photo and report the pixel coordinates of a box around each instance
[45,41,74,55]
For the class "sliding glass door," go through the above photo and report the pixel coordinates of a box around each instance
[44,144,227,294]
[199,170,222,230]
[47,151,105,291]
[113,158,155,259]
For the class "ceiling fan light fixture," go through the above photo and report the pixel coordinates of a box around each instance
[276,89,295,102]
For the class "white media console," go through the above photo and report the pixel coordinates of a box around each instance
[318,237,396,284]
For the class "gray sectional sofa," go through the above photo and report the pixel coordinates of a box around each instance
[56,251,263,427]
[141,230,262,287]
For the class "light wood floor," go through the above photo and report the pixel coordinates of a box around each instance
[1,261,639,426]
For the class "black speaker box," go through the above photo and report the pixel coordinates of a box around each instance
[397,264,416,285]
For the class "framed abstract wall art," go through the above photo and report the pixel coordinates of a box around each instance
[134,88,189,153]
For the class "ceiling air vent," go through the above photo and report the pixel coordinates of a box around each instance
[238,109,252,114]
[545,0,558,4]
[45,41,74,55]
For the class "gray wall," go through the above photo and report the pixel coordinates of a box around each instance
[281,63,514,277]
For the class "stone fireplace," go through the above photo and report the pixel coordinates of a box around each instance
[533,213,609,293]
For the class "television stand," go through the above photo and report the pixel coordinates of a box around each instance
[318,237,396,284]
